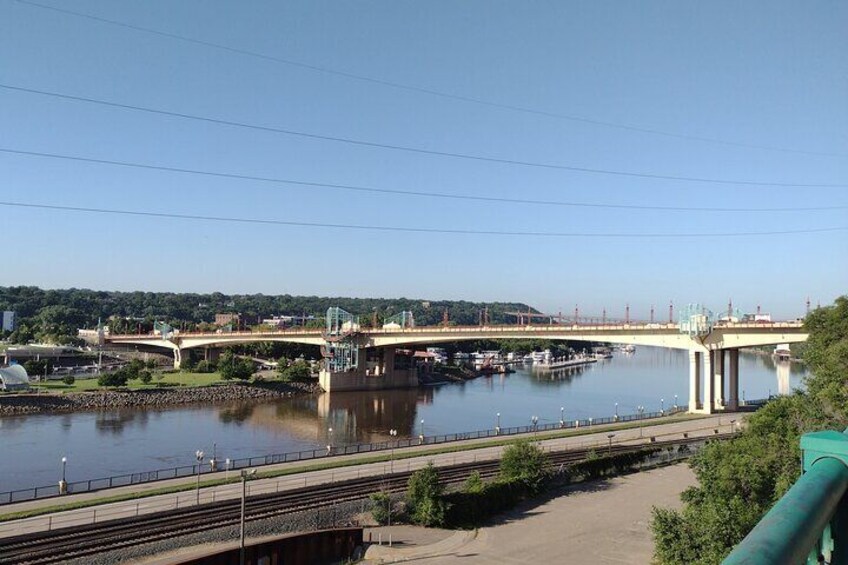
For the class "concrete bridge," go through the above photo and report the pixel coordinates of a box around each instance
[100,318,807,414]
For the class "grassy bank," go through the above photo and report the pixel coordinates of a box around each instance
[29,372,228,393]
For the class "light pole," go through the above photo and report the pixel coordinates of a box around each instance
[729,419,736,434]
[674,394,678,410]
[614,402,619,421]
[531,415,538,440]
[496,412,501,435]
[239,468,256,565]
[327,427,333,455]
[225,458,231,481]
[560,406,565,428]
[389,429,398,474]
[59,456,68,495]
[638,406,645,437]
[211,442,217,472]
[419,419,425,444]
[607,434,615,455]
[661,398,665,414]
[195,450,204,505]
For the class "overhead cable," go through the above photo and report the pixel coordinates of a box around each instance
[1,84,845,188]
[2,147,845,212]
[1,201,845,238]
[11,0,844,158]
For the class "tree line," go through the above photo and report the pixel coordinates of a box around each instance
[0,285,537,345]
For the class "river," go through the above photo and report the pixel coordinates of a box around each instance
[0,347,807,493]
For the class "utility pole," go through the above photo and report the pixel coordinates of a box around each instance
[669,301,674,324]
[625,304,630,324]
[650,305,654,324]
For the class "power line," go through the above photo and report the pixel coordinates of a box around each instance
[12,0,844,159]
[1,201,845,238]
[2,147,845,213]
[2,84,845,189]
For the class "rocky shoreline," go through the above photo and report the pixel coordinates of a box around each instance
[0,381,322,415]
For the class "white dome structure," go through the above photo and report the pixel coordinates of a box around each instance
[0,364,30,391]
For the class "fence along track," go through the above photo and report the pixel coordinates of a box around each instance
[0,435,726,565]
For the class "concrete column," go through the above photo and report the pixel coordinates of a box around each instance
[173,348,184,369]
[713,349,725,410]
[703,350,714,414]
[727,348,740,410]
[688,350,702,412]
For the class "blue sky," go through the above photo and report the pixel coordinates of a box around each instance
[2,0,846,319]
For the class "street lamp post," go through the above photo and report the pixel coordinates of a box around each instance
[59,456,68,495]
[210,442,217,472]
[614,402,619,421]
[638,406,645,437]
[496,412,501,435]
[560,406,565,428]
[661,398,665,414]
[419,419,425,444]
[225,458,231,481]
[327,427,333,455]
[239,468,256,565]
[674,394,678,410]
[607,434,615,455]
[531,415,539,440]
[195,450,204,505]
[389,429,398,474]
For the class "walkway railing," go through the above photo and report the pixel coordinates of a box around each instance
[723,427,848,564]
[0,406,688,506]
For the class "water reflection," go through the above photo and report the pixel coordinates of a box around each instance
[0,346,810,492]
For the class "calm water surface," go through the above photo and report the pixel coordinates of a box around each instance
[0,347,806,492]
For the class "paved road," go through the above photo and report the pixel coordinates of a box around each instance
[0,413,733,538]
[367,463,695,564]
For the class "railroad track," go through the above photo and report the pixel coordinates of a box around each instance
[0,434,728,564]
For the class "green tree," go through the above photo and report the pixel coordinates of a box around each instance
[98,369,129,387]
[499,440,549,492]
[651,297,848,564]
[406,462,448,527]
[369,491,391,525]
[463,470,485,493]
[218,350,254,380]
[278,360,312,381]
[62,375,75,386]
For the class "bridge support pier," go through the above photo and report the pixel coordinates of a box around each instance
[703,351,714,414]
[712,349,726,411]
[726,348,740,410]
[689,351,702,412]
[173,348,186,369]
[319,347,419,392]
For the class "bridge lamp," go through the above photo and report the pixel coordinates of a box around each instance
[195,450,205,505]
[239,468,257,565]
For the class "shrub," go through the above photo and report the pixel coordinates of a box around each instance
[406,462,447,527]
[62,375,75,386]
[98,369,129,387]
[138,370,153,385]
[499,440,549,492]
[369,491,391,525]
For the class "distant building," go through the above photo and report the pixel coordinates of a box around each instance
[1,311,15,332]
[215,313,240,327]
[261,315,316,328]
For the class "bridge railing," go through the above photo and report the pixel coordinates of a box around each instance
[0,405,691,506]
[723,427,848,564]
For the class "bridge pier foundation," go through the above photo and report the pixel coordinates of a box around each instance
[173,348,186,369]
[726,348,740,410]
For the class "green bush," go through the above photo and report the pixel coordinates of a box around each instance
[499,440,549,492]
[138,370,153,385]
[62,375,75,386]
[369,491,391,525]
[98,369,129,387]
[406,462,447,527]
[278,359,312,382]
[444,479,528,528]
